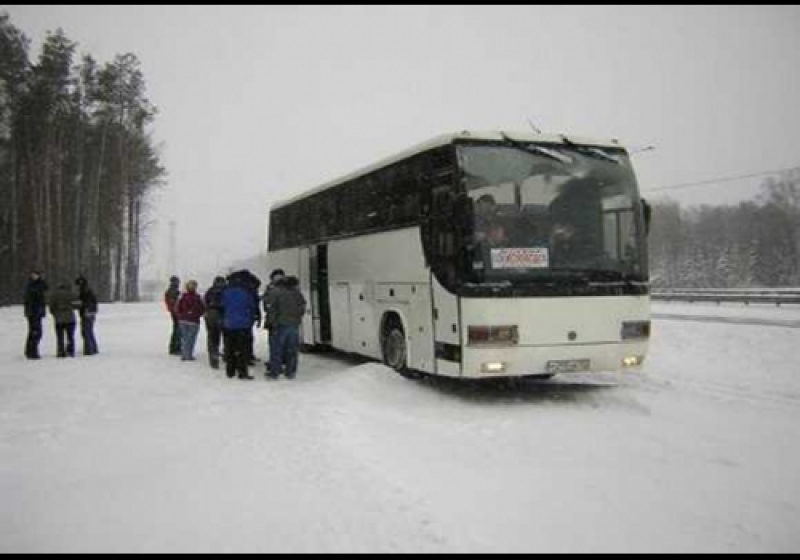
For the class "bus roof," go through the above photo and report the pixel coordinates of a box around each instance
[270,130,627,210]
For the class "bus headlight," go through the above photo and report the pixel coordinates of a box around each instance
[622,355,644,367]
[621,321,651,340]
[468,325,519,346]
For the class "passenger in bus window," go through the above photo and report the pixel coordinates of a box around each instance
[486,222,508,246]
[473,194,508,245]
[550,222,576,265]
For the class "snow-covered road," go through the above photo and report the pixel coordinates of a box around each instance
[1,302,798,552]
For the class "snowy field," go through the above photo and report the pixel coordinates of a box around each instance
[0,301,799,553]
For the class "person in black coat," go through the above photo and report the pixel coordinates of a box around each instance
[164,276,181,356]
[47,281,78,358]
[75,276,99,356]
[23,271,48,360]
[262,268,285,376]
[203,276,227,369]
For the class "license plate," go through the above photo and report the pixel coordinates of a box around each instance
[546,359,591,374]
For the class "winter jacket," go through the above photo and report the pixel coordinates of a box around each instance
[175,292,206,324]
[203,282,225,321]
[221,284,257,331]
[165,285,180,316]
[262,282,281,329]
[77,286,99,317]
[265,285,307,328]
[227,269,262,326]
[48,285,78,325]
[24,277,48,319]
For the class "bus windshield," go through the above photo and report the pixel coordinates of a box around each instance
[456,142,647,290]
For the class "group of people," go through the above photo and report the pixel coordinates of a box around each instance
[164,268,307,381]
[23,271,99,360]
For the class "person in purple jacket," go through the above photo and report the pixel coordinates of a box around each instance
[220,271,258,380]
[175,280,206,362]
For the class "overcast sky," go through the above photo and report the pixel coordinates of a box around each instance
[6,5,800,282]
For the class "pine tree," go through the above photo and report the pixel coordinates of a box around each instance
[0,12,166,304]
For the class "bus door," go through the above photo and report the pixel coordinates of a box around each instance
[429,182,463,377]
[311,244,332,345]
[299,247,313,344]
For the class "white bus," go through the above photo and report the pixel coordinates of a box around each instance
[267,131,651,379]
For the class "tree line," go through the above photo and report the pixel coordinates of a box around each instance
[648,169,800,289]
[0,12,165,305]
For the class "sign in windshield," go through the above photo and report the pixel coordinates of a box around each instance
[490,248,550,269]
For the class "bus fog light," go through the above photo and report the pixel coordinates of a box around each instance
[622,355,644,367]
[481,362,507,374]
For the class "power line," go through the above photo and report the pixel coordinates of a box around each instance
[644,166,800,194]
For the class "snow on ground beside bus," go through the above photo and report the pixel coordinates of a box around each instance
[0,302,798,553]
[654,300,800,325]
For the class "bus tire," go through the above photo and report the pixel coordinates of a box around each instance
[383,328,407,371]
[381,318,423,380]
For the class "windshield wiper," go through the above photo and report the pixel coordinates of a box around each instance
[553,268,643,287]
[595,270,647,287]
[500,133,573,165]
[574,146,622,165]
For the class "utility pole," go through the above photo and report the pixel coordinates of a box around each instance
[168,220,177,275]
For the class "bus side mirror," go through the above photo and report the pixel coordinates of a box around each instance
[642,198,652,236]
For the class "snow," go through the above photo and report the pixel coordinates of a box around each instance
[1,302,799,553]
[654,300,800,327]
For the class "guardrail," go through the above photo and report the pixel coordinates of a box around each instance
[652,288,800,306]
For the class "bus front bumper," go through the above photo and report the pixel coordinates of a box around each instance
[457,341,649,379]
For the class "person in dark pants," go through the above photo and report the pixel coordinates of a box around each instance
[75,276,99,356]
[220,271,258,380]
[24,271,48,360]
[47,281,78,358]
[243,270,262,366]
[175,280,206,362]
[204,276,227,369]
[265,275,307,380]
[262,268,285,377]
[164,276,181,356]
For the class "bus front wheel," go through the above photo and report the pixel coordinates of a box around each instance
[383,328,407,371]
[382,323,423,380]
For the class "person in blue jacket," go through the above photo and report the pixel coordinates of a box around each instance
[220,270,258,380]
